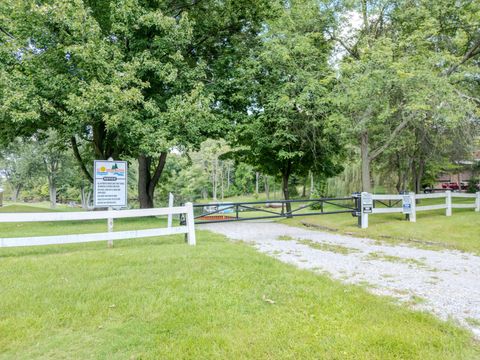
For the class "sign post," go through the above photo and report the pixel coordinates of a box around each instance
[402,194,411,221]
[401,193,417,222]
[94,160,127,248]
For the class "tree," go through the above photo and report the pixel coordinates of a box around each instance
[230,1,344,212]
[332,0,479,192]
[0,0,279,208]
[0,139,43,201]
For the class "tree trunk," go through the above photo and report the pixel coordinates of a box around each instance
[264,175,270,200]
[220,163,224,200]
[81,185,90,209]
[212,157,218,201]
[413,159,425,194]
[12,185,21,202]
[282,164,292,217]
[255,172,259,194]
[309,171,314,199]
[360,131,371,192]
[226,165,231,190]
[71,136,93,183]
[302,176,307,198]
[86,189,92,209]
[138,153,168,208]
[49,179,57,208]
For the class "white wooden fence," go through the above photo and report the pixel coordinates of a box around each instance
[0,203,196,248]
[360,191,480,229]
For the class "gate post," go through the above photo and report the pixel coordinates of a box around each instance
[409,192,416,222]
[185,202,196,246]
[476,192,480,212]
[352,192,362,228]
[167,192,174,228]
[445,190,452,216]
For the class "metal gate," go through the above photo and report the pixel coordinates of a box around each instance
[190,197,356,224]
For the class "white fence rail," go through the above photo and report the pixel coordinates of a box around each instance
[0,203,196,248]
[360,191,480,229]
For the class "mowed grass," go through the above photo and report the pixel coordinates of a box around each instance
[0,204,479,358]
[284,205,480,254]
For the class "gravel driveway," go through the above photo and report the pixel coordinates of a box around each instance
[200,221,480,337]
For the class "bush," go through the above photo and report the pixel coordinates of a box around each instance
[466,178,479,193]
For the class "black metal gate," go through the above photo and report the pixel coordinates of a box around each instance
[190,197,356,224]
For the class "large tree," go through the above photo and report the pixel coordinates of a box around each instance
[230,0,344,213]
[0,0,279,207]
[331,0,479,192]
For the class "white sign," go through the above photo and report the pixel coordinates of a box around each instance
[94,160,127,208]
[362,192,373,214]
[402,195,412,214]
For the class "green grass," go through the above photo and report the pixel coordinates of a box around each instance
[0,204,479,358]
[1,234,479,358]
[285,208,480,255]
[365,252,427,267]
[0,201,83,212]
[277,235,359,255]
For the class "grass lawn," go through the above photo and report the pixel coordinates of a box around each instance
[284,205,480,255]
[0,205,479,358]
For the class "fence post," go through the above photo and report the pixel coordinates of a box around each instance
[185,202,196,246]
[476,192,480,212]
[409,192,416,222]
[360,192,370,229]
[107,207,114,248]
[445,190,452,217]
[167,192,174,228]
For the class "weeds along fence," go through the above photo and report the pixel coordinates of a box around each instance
[0,203,196,248]
[359,191,480,228]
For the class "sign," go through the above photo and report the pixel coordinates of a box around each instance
[362,192,373,214]
[94,160,127,208]
[402,195,412,214]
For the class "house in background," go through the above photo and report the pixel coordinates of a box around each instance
[436,149,480,189]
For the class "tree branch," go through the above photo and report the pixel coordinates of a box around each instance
[148,152,168,194]
[369,117,410,161]
[0,26,14,39]
[326,30,360,60]
[455,89,480,104]
[70,136,93,183]
[444,38,480,76]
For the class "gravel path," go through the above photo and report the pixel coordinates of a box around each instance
[200,221,480,337]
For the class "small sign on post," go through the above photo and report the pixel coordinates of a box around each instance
[360,192,372,229]
[402,195,412,215]
[93,160,128,208]
[362,193,373,214]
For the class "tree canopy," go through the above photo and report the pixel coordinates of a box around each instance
[1,0,479,206]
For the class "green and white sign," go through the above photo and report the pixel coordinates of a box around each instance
[94,160,128,208]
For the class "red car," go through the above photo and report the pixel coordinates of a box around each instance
[441,182,460,190]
